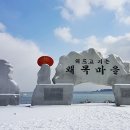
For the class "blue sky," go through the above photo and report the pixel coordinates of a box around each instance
[1,0,130,91]
[1,0,130,57]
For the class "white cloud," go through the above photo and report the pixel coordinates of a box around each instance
[0,22,6,32]
[84,33,130,61]
[118,14,130,25]
[54,26,130,61]
[0,24,44,92]
[60,0,130,25]
[103,35,119,44]
[54,27,80,44]
[84,36,107,56]
[100,0,125,11]
[61,0,91,20]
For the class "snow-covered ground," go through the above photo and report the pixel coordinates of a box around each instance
[0,103,130,130]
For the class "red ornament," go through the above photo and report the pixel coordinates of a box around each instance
[37,56,54,66]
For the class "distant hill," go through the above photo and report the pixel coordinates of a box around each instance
[98,89,112,92]
[74,89,113,93]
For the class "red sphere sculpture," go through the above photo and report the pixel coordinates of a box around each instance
[37,56,54,66]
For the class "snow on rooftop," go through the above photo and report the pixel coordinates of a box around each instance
[0,103,130,130]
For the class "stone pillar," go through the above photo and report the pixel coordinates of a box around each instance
[0,59,20,106]
[37,64,51,84]
[31,56,74,105]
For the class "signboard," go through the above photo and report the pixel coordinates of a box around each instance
[121,88,130,98]
[53,48,129,85]
[66,58,119,75]
[44,88,63,101]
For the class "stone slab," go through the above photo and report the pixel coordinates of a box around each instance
[53,48,128,86]
[31,84,74,105]
[112,84,130,106]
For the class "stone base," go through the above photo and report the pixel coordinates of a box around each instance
[113,84,130,106]
[31,84,74,105]
[0,94,19,106]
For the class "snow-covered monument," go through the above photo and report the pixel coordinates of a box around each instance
[32,48,130,106]
[0,60,20,106]
[31,56,73,105]
[52,48,130,106]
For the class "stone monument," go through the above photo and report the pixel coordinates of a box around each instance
[52,48,130,106]
[37,64,51,84]
[31,56,74,105]
[113,84,130,106]
[0,59,20,106]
